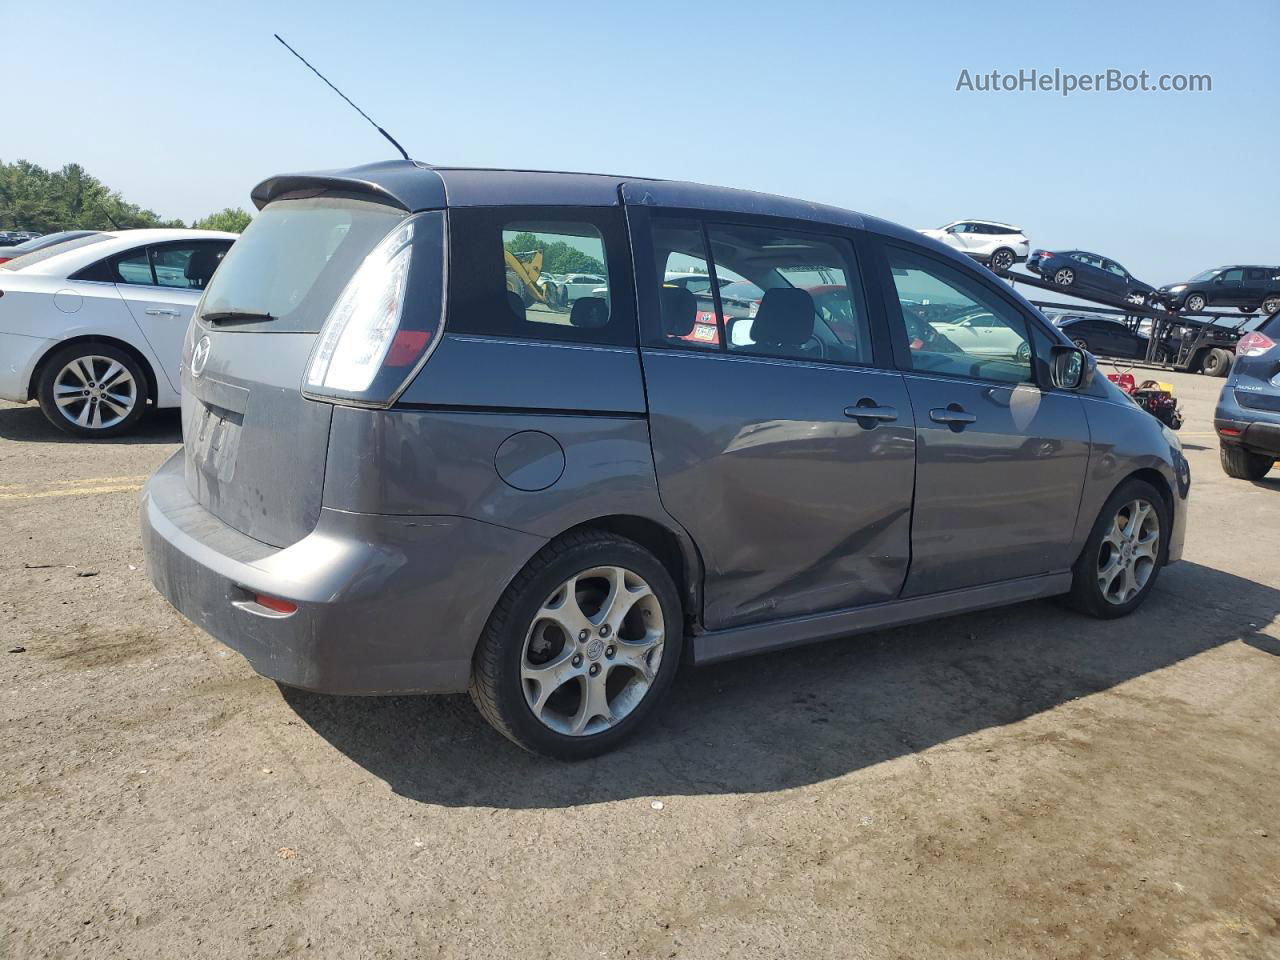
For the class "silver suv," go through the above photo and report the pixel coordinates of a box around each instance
[142,162,1189,758]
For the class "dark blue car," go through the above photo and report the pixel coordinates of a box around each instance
[1215,312,1280,480]
[1029,249,1158,307]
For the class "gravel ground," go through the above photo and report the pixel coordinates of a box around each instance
[1,370,1277,959]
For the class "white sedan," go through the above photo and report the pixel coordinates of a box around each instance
[929,308,1032,361]
[0,229,236,437]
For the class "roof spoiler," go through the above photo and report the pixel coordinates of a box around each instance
[250,160,446,212]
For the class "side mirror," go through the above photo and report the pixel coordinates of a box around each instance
[1051,345,1087,390]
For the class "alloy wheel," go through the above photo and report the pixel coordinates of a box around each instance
[51,355,137,430]
[1186,294,1206,312]
[520,565,665,736]
[1096,498,1160,605]
[991,249,1014,272]
[1054,268,1074,285]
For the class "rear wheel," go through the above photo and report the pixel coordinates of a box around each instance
[1238,305,1257,314]
[1262,295,1280,315]
[469,529,683,759]
[1184,293,1207,312]
[1068,479,1168,619]
[989,248,1015,274]
[1070,337,1090,352]
[1052,268,1075,286]
[1202,347,1233,378]
[36,343,148,439]
[1220,444,1273,481]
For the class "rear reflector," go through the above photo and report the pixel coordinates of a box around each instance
[254,594,298,615]
[385,330,432,367]
[1218,427,1242,437]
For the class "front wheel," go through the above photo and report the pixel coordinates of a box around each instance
[1184,293,1207,312]
[469,529,683,759]
[1067,479,1169,619]
[36,343,148,438]
[1220,444,1273,481]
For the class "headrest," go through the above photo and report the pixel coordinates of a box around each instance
[569,296,609,328]
[751,288,814,347]
[185,248,223,287]
[659,286,697,337]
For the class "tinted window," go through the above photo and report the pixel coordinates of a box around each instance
[150,241,230,289]
[447,206,634,346]
[1244,268,1267,283]
[705,222,872,364]
[648,217,721,349]
[114,248,154,285]
[200,196,405,334]
[1102,260,1127,277]
[886,247,1033,385]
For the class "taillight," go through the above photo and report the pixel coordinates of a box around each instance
[1236,332,1276,357]
[303,211,444,406]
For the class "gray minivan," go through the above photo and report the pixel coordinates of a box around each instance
[142,161,1190,758]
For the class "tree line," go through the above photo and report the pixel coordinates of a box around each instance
[0,159,252,234]
[504,231,606,275]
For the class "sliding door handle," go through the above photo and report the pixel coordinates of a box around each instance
[844,402,898,423]
[929,406,977,427]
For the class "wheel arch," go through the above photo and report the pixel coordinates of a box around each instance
[561,514,704,630]
[28,334,160,406]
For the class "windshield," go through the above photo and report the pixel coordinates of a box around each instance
[1,232,109,271]
[199,195,406,333]
[1187,269,1217,282]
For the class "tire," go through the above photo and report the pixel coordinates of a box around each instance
[1052,268,1075,286]
[1184,293,1206,312]
[1238,305,1257,314]
[1071,337,1090,352]
[989,248,1015,274]
[36,343,148,439]
[1220,444,1273,481]
[1202,347,1233,378]
[1067,478,1169,619]
[469,529,684,759]
[1262,296,1280,316]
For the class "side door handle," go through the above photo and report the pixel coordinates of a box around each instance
[929,405,978,429]
[145,308,180,317]
[844,400,898,427]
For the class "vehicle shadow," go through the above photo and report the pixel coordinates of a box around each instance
[0,404,181,444]
[282,560,1279,809]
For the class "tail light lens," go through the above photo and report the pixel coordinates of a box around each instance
[303,211,444,406]
[1236,331,1276,357]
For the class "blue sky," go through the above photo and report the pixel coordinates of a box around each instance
[4,0,1275,284]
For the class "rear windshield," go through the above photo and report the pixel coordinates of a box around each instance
[198,195,406,333]
[1,233,109,271]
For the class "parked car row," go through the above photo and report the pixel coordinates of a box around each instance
[0,230,42,246]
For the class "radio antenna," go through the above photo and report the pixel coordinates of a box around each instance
[274,33,412,162]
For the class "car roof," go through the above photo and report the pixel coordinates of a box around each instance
[249,160,1054,317]
[13,228,237,277]
[251,159,942,246]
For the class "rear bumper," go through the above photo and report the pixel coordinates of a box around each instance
[1215,389,1280,456]
[142,451,545,694]
[0,331,51,403]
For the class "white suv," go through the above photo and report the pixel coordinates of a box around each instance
[918,221,1029,274]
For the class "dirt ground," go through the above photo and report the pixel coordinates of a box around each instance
[1,369,1277,960]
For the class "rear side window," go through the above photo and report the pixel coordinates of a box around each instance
[199,196,407,333]
[447,206,635,346]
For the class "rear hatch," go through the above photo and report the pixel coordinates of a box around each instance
[1231,315,1280,414]
[183,193,444,547]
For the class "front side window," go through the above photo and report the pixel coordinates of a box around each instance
[1103,260,1127,278]
[886,247,1033,385]
[150,242,229,289]
[1221,268,1244,282]
[447,207,633,346]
